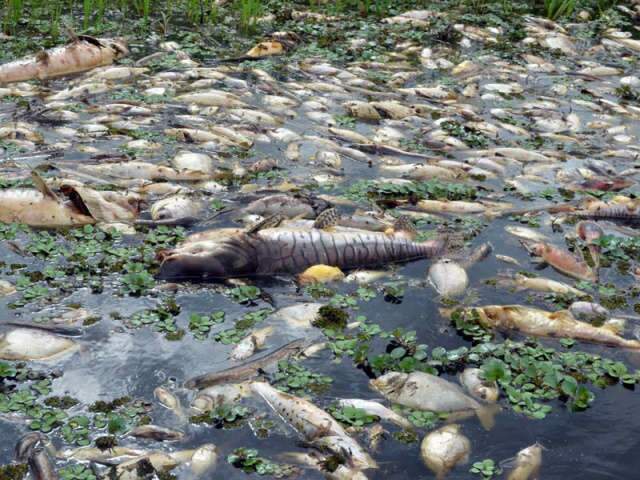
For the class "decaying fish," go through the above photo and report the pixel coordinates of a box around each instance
[0,328,78,361]
[154,387,185,419]
[459,368,499,403]
[420,424,470,480]
[158,227,445,280]
[523,242,597,282]
[370,371,498,429]
[506,443,543,480]
[251,381,377,471]
[184,338,306,389]
[0,36,128,84]
[428,258,468,297]
[128,425,184,441]
[190,444,219,476]
[447,305,640,349]
[229,326,274,361]
[337,398,413,429]
[495,273,587,297]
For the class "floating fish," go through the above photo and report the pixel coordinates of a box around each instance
[370,371,498,429]
[337,398,413,429]
[420,424,470,480]
[447,305,640,349]
[506,443,543,480]
[0,36,128,84]
[159,227,445,280]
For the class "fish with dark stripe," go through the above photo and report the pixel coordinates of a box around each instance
[158,228,445,280]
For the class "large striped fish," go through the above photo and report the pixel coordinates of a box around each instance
[158,228,445,280]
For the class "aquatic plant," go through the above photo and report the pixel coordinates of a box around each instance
[544,0,576,20]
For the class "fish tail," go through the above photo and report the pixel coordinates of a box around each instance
[476,403,500,431]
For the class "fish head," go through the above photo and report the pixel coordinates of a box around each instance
[157,239,256,281]
[369,372,408,397]
[105,38,129,59]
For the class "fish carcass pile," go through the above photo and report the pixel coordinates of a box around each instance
[1,7,640,480]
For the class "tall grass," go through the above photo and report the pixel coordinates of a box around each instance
[545,0,576,20]
[239,0,262,34]
[0,0,249,34]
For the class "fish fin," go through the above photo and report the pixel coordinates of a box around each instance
[476,403,500,431]
[246,214,284,234]
[392,215,417,240]
[77,34,106,49]
[35,51,50,65]
[313,208,340,230]
[603,318,626,335]
[30,171,60,202]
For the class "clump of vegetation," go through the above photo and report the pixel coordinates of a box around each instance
[329,405,378,427]
[227,448,297,477]
[0,463,28,480]
[273,361,332,394]
[191,404,251,428]
[470,458,501,479]
[313,305,349,330]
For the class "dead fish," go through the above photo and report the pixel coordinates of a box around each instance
[229,326,274,361]
[184,338,306,389]
[459,368,499,403]
[576,220,604,268]
[0,328,78,361]
[0,280,17,296]
[251,381,377,470]
[428,259,469,297]
[506,443,543,480]
[0,36,128,84]
[269,303,324,330]
[505,226,549,242]
[129,425,184,441]
[243,194,327,219]
[154,387,185,419]
[344,270,393,284]
[370,371,498,430]
[420,424,470,480]
[149,194,204,224]
[523,242,597,282]
[0,188,94,227]
[191,382,251,412]
[337,399,413,429]
[447,305,640,349]
[158,227,445,280]
[495,273,587,297]
[298,265,345,284]
[569,301,609,323]
[191,444,219,476]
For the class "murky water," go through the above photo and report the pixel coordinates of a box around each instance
[1,11,640,479]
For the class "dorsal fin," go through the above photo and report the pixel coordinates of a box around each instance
[30,171,60,202]
[313,208,339,230]
[246,214,283,234]
[392,215,417,240]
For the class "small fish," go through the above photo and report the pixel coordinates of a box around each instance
[337,399,413,429]
[344,270,393,284]
[128,425,184,441]
[370,371,498,430]
[420,424,470,480]
[459,368,499,403]
[576,220,604,268]
[523,242,597,282]
[496,254,521,266]
[154,387,185,419]
[495,273,587,297]
[428,259,469,297]
[229,326,274,361]
[569,301,609,323]
[190,444,219,476]
[506,443,543,480]
[184,339,306,389]
[505,226,548,242]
